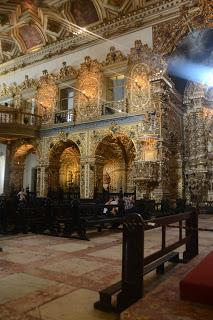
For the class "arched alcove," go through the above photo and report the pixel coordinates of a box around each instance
[10,143,38,192]
[95,133,136,193]
[49,140,80,192]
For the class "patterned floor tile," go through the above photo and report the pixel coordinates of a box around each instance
[40,256,108,276]
[28,289,119,320]
[0,214,213,320]
[0,273,57,304]
[87,245,122,260]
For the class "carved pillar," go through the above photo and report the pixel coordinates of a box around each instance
[126,164,135,193]
[80,158,95,199]
[1,143,10,196]
[184,101,208,202]
[94,156,105,193]
[10,162,25,191]
[37,164,49,197]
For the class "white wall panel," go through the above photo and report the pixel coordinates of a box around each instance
[0,27,152,86]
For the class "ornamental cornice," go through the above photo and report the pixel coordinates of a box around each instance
[0,0,195,76]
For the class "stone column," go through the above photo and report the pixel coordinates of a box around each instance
[94,156,105,193]
[37,164,49,197]
[80,157,95,199]
[1,143,9,196]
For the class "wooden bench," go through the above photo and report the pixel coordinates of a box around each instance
[81,215,124,239]
[95,251,179,312]
[95,210,198,312]
[42,202,123,240]
[180,250,213,305]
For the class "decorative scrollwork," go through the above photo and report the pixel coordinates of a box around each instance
[130,63,151,113]
[77,56,103,121]
[77,76,100,120]
[128,40,167,75]
[36,69,58,123]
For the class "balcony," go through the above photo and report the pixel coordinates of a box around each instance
[133,161,160,197]
[102,100,126,116]
[54,110,74,124]
[41,100,127,128]
[40,110,74,127]
[0,108,41,138]
[134,161,160,182]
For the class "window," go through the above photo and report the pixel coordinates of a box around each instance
[25,98,35,114]
[60,87,74,111]
[1,99,13,108]
[107,75,125,102]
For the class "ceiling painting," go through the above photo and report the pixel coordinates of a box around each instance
[0,0,208,67]
[70,0,99,27]
[18,25,44,51]
[0,0,137,64]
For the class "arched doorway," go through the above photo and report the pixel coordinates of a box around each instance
[95,134,136,194]
[10,143,38,193]
[48,140,80,192]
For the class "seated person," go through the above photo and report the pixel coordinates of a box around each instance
[123,195,134,210]
[103,197,119,216]
[17,188,27,203]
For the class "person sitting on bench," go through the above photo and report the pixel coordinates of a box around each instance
[103,197,119,216]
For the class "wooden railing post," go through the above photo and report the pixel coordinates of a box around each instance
[117,214,144,311]
[183,209,198,262]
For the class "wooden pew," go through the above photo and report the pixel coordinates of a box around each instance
[94,209,198,313]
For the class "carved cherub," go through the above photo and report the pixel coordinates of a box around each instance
[80,56,102,74]
[59,61,76,79]
[105,46,126,65]
[59,62,67,78]
[22,75,36,89]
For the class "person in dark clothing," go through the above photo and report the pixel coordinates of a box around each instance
[0,196,7,234]
[117,196,125,217]
[70,200,88,240]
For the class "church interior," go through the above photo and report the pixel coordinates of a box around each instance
[0,0,213,319]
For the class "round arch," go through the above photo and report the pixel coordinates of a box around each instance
[10,143,39,193]
[48,140,80,192]
[94,133,136,193]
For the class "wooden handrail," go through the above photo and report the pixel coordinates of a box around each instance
[0,110,41,128]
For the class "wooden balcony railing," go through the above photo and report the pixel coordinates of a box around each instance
[0,109,42,138]
[54,110,74,124]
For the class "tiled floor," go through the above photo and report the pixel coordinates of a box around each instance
[0,214,213,320]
